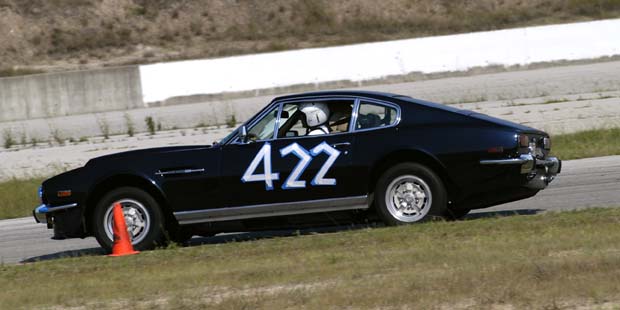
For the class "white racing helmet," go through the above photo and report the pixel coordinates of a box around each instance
[299,102,330,127]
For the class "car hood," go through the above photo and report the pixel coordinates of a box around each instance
[86,145,213,166]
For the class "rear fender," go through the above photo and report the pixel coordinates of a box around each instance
[368,149,460,203]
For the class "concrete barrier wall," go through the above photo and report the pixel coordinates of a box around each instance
[0,66,143,122]
[140,18,620,103]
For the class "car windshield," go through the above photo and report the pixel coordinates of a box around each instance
[220,105,279,144]
[247,106,278,141]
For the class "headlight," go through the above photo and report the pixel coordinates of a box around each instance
[38,186,43,202]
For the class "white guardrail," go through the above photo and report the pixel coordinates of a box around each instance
[140,18,620,103]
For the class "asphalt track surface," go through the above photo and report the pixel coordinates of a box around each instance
[1,155,619,265]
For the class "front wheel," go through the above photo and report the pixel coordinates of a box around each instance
[92,187,167,252]
[374,163,447,225]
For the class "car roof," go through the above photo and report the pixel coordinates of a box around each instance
[272,90,468,114]
[272,90,403,102]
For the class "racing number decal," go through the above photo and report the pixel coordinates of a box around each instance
[280,143,313,189]
[241,143,280,190]
[242,142,342,190]
[310,142,340,186]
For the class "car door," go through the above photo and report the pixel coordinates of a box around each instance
[219,98,360,209]
[218,104,281,208]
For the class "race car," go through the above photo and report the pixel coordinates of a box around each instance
[34,90,561,251]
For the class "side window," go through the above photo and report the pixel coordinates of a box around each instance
[276,100,354,138]
[355,101,398,130]
[277,103,306,138]
[247,106,279,141]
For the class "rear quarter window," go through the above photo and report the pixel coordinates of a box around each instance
[355,101,398,130]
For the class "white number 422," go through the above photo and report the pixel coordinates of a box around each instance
[242,142,341,190]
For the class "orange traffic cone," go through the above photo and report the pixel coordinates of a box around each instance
[109,202,140,257]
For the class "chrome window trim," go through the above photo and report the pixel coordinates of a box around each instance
[272,127,354,142]
[273,101,284,140]
[174,195,368,225]
[225,95,402,145]
[349,98,361,133]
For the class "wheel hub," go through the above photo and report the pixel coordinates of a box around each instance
[124,208,146,238]
[104,199,151,245]
[385,175,433,222]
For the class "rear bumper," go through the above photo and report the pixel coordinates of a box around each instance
[480,155,561,190]
[524,156,561,190]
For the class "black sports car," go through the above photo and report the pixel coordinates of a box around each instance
[34,91,561,251]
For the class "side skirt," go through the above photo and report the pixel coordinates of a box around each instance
[174,195,369,225]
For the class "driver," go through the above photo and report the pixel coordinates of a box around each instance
[299,102,330,135]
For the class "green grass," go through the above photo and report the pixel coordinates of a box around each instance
[2,208,620,309]
[0,178,44,220]
[552,128,620,160]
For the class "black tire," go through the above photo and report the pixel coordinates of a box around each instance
[445,208,471,221]
[374,163,447,225]
[170,227,194,244]
[92,187,167,252]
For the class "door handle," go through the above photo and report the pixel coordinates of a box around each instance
[331,142,351,148]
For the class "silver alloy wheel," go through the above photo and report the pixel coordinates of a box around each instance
[385,175,432,222]
[103,199,151,245]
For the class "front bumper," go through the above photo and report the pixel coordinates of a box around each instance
[480,154,561,190]
[34,203,85,239]
[33,203,78,225]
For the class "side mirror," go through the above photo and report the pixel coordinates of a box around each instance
[239,125,248,143]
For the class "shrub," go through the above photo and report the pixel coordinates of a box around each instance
[97,116,110,139]
[145,116,156,135]
[2,129,15,149]
[51,128,64,145]
[124,113,135,137]
[227,114,237,128]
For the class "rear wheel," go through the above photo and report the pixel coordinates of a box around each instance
[92,187,167,252]
[375,163,447,225]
